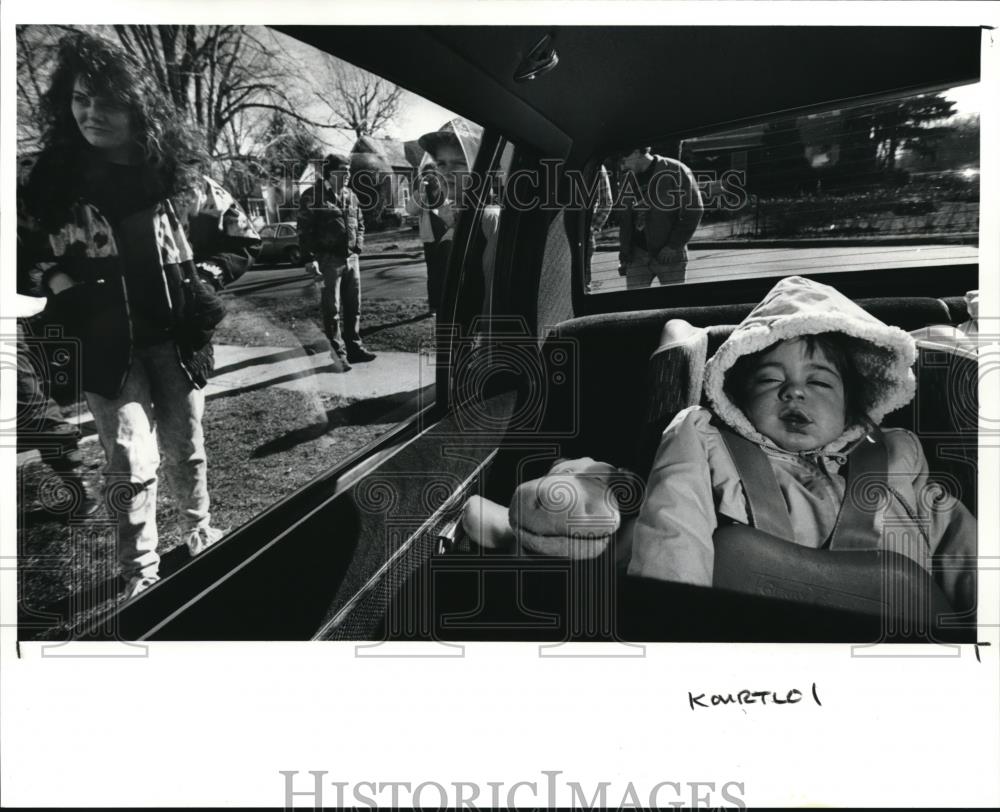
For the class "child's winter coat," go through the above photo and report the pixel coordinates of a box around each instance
[627,276,976,613]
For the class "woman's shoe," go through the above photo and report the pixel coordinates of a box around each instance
[122,573,160,600]
[184,525,228,556]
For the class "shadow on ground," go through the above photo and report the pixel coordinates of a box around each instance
[251,385,431,458]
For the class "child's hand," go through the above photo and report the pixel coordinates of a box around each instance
[461,496,515,549]
[509,457,621,558]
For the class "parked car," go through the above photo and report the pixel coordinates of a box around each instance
[256,221,303,265]
[87,24,980,644]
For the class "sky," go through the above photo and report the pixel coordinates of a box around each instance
[944,81,979,115]
[268,27,460,150]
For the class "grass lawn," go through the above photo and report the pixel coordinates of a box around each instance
[214,285,437,355]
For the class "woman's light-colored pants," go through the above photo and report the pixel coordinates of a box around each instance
[85,341,210,580]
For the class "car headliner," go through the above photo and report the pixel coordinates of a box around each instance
[278,26,980,161]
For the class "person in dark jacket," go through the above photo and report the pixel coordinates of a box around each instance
[617,146,704,288]
[297,153,376,371]
[17,32,260,600]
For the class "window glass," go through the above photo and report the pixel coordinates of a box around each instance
[587,84,979,293]
[14,23,490,637]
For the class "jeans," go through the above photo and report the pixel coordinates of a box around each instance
[318,253,362,357]
[85,341,210,579]
[623,245,688,289]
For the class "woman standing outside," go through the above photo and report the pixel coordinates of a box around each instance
[18,32,259,600]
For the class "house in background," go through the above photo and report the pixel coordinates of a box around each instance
[266,133,418,227]
[372,136,417,214]
[262,129,357,225]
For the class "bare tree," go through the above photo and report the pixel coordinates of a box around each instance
[15,25,77,150]
[318,62,403,138]
[112,25,340,160]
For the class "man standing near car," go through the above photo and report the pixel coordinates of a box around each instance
[297,153,376,371]
[617,145,703,289]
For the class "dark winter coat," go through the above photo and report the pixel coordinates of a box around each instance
[18,173,261,399]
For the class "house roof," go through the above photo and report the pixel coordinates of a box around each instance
[371,136,412,169]
[403,140,424,168]
[295,132,415,188]
[314,131,411,168]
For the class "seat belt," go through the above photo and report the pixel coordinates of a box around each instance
[826,431,887,551]
[714,420,887,549]
[715,424,796,543]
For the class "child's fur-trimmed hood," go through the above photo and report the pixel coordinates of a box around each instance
[703,276,917,451]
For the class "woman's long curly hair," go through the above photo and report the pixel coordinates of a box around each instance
[24,31,208,229]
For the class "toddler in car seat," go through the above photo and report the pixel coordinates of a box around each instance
[628,275,976,613]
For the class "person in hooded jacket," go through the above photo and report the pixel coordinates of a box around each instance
[17,32,260,600]
[628,276,976,614]
[405,155,449,314]
[415,118,501,318]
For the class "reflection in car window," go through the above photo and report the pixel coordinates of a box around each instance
[588,83,979,293]
[14,23,489,637]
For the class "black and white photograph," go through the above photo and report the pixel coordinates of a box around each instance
[2,1,998,808]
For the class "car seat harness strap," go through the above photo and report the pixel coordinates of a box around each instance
[714,419,888,550]
[826,431,888,551]
[715,422,796,543]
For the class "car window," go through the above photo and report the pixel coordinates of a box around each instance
[14,23,491,638]
[587,83,979,294]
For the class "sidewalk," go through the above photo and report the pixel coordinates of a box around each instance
[16,343,434,465]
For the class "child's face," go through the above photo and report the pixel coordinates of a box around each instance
[431,144,469,201]
[738,338,847,452]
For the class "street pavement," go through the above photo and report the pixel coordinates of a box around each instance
[230,251,427,301]
[244,241,977,301]
[589,243,977,291]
